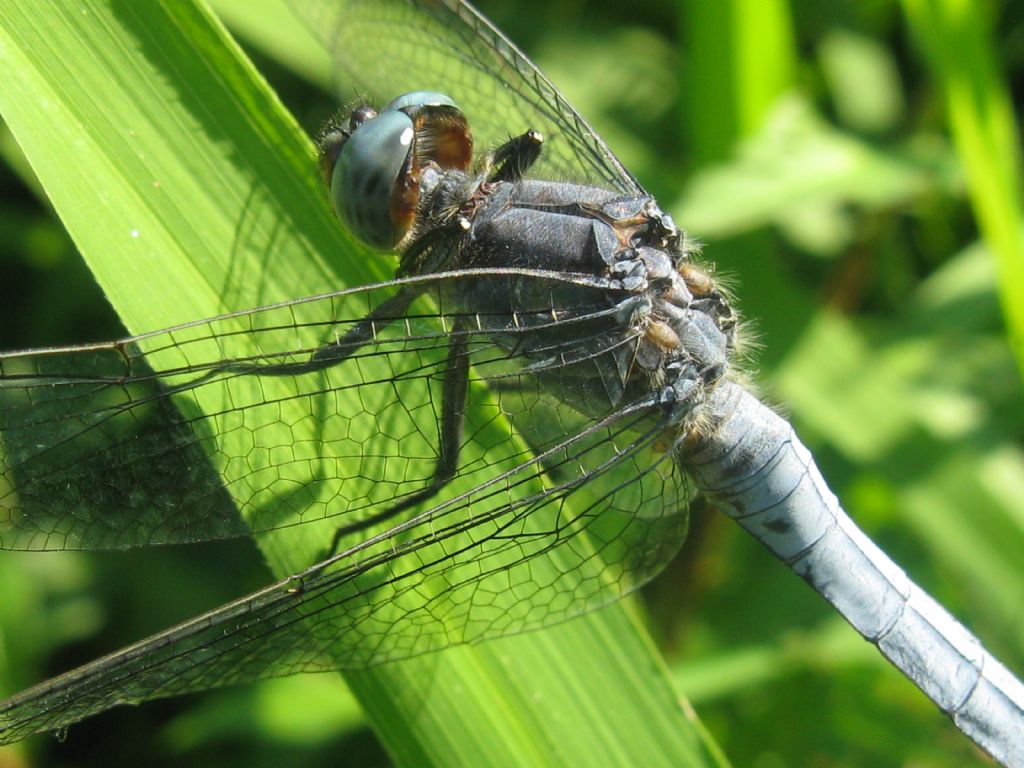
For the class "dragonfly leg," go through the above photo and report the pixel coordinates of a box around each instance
[225,286,425,379]
[306,286,424,370]
[397,215,472,276]
[489,129,544,183]
[319,327,471,560]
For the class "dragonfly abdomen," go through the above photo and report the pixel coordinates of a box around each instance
[683,380,1024,767]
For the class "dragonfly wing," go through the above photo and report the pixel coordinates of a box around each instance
[0,276,464,550]
[1,270,690,554]
[291,0,644,196]
[0,353,689,742]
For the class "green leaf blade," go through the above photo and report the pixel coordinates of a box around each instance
[0,1,717,765]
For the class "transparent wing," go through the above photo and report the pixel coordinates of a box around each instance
[290,0,644,196]
[0,0,695,742]
[0,269,691,744]
[0,270,686,550]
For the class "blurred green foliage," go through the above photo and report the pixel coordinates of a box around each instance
[1,0,1022,767]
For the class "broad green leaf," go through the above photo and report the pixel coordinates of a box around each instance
[0,1,717,766]
[676,97,957,253]
[680,0,796,167]
[902,0,1024,379]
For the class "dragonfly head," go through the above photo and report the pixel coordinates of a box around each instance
[318,92,474,251]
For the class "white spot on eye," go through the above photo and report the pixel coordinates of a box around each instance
[399,126,414,146]
[130,230,139,238]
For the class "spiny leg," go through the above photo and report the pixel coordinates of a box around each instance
[490,129,544,183]
[221,286,426,379]
[319,322,471,560]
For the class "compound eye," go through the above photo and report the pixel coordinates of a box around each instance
[383,93,473,174]
[327,109,415,250]
[381,91,458,112]
[320,92,472,252]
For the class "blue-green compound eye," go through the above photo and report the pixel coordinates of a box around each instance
[324,92,467,251]
[330,109,415,250]
[382,91,457,113]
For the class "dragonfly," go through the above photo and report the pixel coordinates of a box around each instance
[0,0,1022,764]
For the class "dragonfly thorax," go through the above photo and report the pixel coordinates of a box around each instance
[322,93,735,429]
[421,174,735,427]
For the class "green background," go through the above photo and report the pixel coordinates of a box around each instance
[1,0,1022,766]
